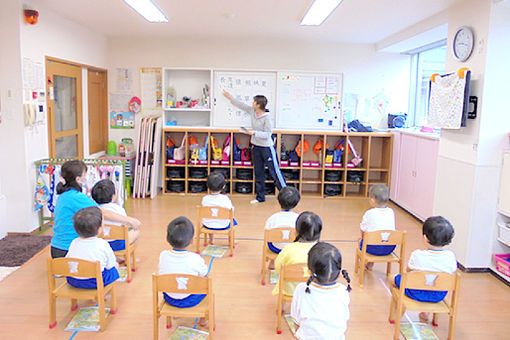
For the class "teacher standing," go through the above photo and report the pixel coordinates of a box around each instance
[223,91,286,203]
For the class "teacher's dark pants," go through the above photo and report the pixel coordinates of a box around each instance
[252,145,286,202]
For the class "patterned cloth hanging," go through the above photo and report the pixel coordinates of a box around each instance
[428,68,470,129]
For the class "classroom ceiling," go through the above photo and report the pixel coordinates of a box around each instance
[40,0,461,43]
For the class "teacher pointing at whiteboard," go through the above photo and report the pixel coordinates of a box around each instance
[223,91,286,204]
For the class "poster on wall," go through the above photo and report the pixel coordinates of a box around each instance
[22,57,46,126]
[140,67,162,110]
[110,111,135,129]
[116,68,133,93]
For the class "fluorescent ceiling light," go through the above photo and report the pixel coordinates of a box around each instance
[300,0,343,26]
[123,0,168,23]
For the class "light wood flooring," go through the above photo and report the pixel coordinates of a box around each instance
[1,195,509,339]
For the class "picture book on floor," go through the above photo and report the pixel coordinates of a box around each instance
[65,306,111,332]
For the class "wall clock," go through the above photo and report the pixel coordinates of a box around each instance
[453,26,474,62]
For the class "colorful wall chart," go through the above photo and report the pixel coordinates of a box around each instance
[110,111,135,129]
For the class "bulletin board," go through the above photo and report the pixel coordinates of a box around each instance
[212,71,276,128]
[276,72,343,130]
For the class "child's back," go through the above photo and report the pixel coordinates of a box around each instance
[265,186,301,252]
[360,184,395,232]
[201,172,234,230]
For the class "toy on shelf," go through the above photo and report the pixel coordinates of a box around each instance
[119,138,134,157]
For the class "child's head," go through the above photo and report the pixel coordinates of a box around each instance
[91,179,117,204]
[252,95,269,112]
[73,206,103,238]
[422,216,455,247]
[369,184,390,206]
[294,211,322,242]
[277,186,300,211]
[56,160,87,195]
[166,216,194,249]
[207,171,226,193]
[306,242,351,293]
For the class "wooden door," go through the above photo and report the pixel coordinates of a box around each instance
[46,59,83,158]
[396,134,417,212]
[414,137,439,219]
[88,70,108,154]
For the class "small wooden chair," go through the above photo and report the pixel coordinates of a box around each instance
[98,224,137,282]
[47,257,117,331]
[261,227,297,285]
[354,230,406,287]
[389,271,461,340]
[196,206,235,257]
[153,273,215,340]
[276,263,309,334]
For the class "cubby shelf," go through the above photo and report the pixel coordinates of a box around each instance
[162,127,392,197]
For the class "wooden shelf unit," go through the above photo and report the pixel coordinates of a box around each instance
[162,127,393,198]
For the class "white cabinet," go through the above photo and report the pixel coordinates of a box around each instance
[390,132,439,221]
[162,68,212,126]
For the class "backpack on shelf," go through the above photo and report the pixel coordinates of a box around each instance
[210,136,222,161]
[173,137,186,161]
[165,136,176,160]
[222,135,231,161]
[233,138,242,161]
[198,137,208,161]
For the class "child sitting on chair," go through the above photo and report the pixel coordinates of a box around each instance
[394,216,457,323]
[265,186,300,268]
[291,242,351,340]
[91,179,140,252]
[201,171,236,244]
[66,207,119,289]
[273,212,322,298]
[159,216,209,325]
[360,184,396,270]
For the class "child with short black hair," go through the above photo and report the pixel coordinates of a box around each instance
[66,207,119,289]
[265,186,301,260]
[201,171,236,244]
[291,242,351,340]
[159,217,208,325]
[91,179,140,252]
[360,184,396,270]
[272,211,322,297]
[394,216,457,323]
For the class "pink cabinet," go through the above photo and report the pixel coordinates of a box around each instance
[391,132,439,221]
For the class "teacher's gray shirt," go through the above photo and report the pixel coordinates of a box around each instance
[230,98,273,147]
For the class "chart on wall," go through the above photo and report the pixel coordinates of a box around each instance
[212,71,276,128]
[276,72,343,130]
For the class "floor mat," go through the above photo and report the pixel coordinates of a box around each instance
[0,234,51,266]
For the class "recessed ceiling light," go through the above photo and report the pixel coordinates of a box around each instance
[123,0,168,23]
[300,0,343,26]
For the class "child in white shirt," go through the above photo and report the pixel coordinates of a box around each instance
[291,242,351,340]
[159,216,209,324]
[91,179,140,251]
[66,207,119,289]
[393,216,457,323]
[360,184,396,270]
[201,171,236,244]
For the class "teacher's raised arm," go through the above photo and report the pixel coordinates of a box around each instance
[223,91,286,204]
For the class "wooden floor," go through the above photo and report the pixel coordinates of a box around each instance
[1,195,509,339]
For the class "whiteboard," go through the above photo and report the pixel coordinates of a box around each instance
[212,71,276,128]
[276,72,343,130]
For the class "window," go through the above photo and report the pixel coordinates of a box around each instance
[407,41,447,127]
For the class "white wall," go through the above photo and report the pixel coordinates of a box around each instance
[434,0,510,268]
[107,37,410,143]
[10,0,108,232]
[0,1,30,235]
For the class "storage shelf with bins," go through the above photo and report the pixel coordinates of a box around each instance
[162,127,393,198]
[162,68,213,127]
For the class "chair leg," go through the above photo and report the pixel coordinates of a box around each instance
[166,316,172,328]
[388,295,396,324]
[359,256,366,288]
[432,313,439,327]
[49,295,57,328]
[386,262,392,276]
[393,302,403,340]
[448,312,456,340]
[153,313,159,340]
[276,298,283,334]
[98,293,106,331]
[71,298,78,311]
[399,258,404,274]
[354,252,359,275]
[229,231,234,257]
[261,257,267,285]
[131,248,137,271]
[126,252,132,283]
[110,284,118,314]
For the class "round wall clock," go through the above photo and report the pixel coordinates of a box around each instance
[453,26,474,62]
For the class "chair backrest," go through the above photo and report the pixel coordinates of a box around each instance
[98,224,128,241]
[47,257,101,278]
[401,271,459,292]
[153,273,211,295]
[265,227,297,244]
[280,263,310,282]
[363,230,405,246]
[197,206,233,221]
